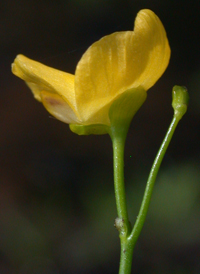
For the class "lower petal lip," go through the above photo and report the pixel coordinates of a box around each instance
[41,91,80,124]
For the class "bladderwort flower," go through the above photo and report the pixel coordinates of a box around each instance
[12,9,170,135]
[11,9,190,274]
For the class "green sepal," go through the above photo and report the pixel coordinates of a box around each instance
[109,87,147,136]
[70,87,147,136]
[172,85,189,119]
[69,123,110,135]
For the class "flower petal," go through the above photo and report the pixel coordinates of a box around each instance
[41,91,79,124]
[75,9,170,123]
[12,55,78,116]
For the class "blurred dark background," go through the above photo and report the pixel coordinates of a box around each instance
[1,0,200,273]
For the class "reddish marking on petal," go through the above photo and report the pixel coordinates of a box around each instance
[45,97,64,106]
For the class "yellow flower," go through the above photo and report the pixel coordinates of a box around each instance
[12,9,170,133]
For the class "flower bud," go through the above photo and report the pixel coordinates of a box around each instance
[172,85,189,119]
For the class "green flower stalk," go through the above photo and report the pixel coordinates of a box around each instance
[110,86,189,274]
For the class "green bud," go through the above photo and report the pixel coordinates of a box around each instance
[172,85,189,119]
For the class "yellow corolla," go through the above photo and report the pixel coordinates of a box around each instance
[12,9,170,133]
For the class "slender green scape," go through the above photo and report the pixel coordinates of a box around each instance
[110,86,189,274]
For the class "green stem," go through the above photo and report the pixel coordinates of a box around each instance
[129,115,180,246]
[119,239,134,274]
[110,126,133,274]
[109,86,188,274]
[111,131,129,223]
[128,86,188,247]
[110,114,183,274]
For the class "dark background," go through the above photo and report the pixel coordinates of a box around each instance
[1,0,200,273]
